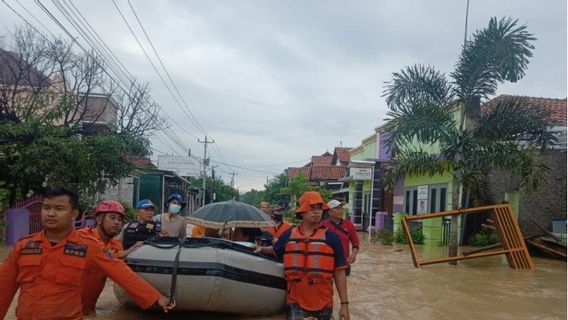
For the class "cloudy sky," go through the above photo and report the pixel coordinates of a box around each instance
[1,0,566,191]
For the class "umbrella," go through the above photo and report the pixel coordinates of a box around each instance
[186,200,275,229]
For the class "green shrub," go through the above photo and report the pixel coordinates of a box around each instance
[393,227,424,244]
[371,229,394,245]
[469,230,499,247]
[120,201,136,223]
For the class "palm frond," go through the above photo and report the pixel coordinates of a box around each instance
[383,64,455,110]
[383,100,457,154]
[384,148,448,190]
[452,17,536,101]
[474,96,557,149]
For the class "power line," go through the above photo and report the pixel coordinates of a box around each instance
[210,160,280,175]
[111,0,205,136]
[126,0,208,136]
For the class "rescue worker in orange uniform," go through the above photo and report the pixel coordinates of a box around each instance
[255,191,350,320]
[78,199,144,315]
[266,205,292,244]
[0,187,173,319]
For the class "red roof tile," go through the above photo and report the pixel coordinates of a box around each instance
[310,166,347,180]
[311,155,332,166]
[332,147,352,166]
[124,154,156,169]
[483,95,567,126]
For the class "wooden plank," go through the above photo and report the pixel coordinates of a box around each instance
[526,239,567,259]
[404,204,509,221]
[504,206,534,270]
[419,248,525,266]
[402,216,420,268]
[492,208,518,268]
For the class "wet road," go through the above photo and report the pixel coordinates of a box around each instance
[2,234,566,319]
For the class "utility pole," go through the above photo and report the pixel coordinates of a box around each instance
[230,171,238,199]
[198,136,214,207]
[211,165,218,204]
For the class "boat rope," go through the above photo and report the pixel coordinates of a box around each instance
[169,235,187,307]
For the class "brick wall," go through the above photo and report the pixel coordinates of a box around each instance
[487,150,567,234]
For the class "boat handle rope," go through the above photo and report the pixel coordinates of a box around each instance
[169,235,186,308]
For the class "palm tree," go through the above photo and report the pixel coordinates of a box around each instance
[382,17,557,263]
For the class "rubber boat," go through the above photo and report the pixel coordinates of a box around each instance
[114,237,286,315]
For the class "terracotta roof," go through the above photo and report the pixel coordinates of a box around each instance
[311,155,332,166]
[288,167,311,180]
[0,48,50,87]
[124,154,156,170]
[310,166,347,180]
[332,147,352,166]
[483,95,567,126]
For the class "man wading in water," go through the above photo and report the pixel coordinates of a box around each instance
[255,191,350,320]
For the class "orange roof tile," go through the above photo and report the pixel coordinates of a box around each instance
[483,95,567,126]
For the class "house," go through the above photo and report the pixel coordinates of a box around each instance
[483,95,567,237]
[345,125,402,231]
[287,147,352,192]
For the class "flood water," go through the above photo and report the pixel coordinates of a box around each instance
[2,233,566,319]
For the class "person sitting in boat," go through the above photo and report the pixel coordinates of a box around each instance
[119,199,163,250]
[266,205,292,244]
[154,193,187,238]
[255,191,350,320]
[230,227,262,247]
[78,200,138,314]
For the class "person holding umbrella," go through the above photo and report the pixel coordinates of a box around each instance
[266,205,292,244]
[255,191,350,320]
[154,193,187,238]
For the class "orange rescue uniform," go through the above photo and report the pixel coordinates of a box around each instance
[77,227,125,315]
[0,229,160,320]
[282,227,345,311]
[266,221,292,239]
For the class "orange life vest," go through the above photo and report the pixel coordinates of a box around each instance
[283,227,335,284]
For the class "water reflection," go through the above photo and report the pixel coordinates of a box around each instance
[3,233,566,319]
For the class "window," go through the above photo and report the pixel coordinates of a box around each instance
[404,184,448,215]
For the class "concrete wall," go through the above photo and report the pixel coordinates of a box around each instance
[487,150,567,235]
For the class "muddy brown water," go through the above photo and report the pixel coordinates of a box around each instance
[2,233,566,319]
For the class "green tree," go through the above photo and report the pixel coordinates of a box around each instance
[240,189,266,207]
[264,171,289,206]
[383,17,555,262]
[186,176,237,203]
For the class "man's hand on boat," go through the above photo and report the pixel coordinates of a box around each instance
[253,245,275,256]
[156,294,175,313]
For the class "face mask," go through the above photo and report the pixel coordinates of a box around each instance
[271,214,283,222]
[169,204,181,214]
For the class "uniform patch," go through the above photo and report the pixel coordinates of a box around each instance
[146,223,154,230]
[63,243,88,258]
[21,240,43,255]
[103,248,115,260]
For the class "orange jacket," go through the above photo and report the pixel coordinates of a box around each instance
[77,227,125,315]
[266,221,292,239]
[0,229,160,320]
[191,225,206,237]
[283,227,335,311]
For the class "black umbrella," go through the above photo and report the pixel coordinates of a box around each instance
[186,200,275,229]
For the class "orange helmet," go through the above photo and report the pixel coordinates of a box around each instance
[296,191,329,214]
[94,200,125,217]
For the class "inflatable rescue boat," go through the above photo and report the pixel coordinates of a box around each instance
[114,237,286,315]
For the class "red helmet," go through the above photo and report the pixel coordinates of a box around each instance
[94,200,125,217]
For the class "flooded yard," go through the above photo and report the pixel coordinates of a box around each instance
[2,234,566,319]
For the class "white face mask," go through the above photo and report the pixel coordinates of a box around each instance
[169,204,181,214]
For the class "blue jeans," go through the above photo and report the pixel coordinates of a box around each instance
[287,303,333,320]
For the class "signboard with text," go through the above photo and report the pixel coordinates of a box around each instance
[417,185,428,214]
[351,167,372,180]
[157,155,200,177]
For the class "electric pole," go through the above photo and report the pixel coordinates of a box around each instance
[230,171,238,199]
[198,136,214,207]
[211,165,218,204]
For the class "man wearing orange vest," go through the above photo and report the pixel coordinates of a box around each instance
[78,199,144,315]
[256,191,350,320]
[266,205,292,244]
[0,187,173,319]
